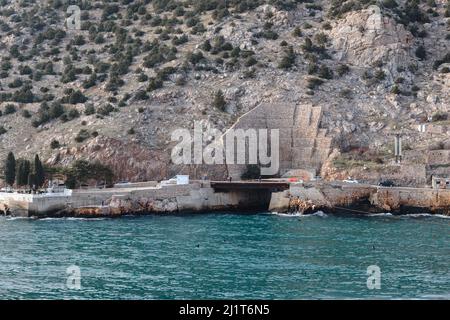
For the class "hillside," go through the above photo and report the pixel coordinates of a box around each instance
[0,0,449,184]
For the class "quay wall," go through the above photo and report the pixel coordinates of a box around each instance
[0,182,270,217]
[0,191,72,217]
[3,182,450,217]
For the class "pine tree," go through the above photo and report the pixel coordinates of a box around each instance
[4,152,16,187]
[415,45,426,60]
[34,155,45,188]
[213,90,226,111]
[16,160,24,187]
[15,161,23,187]
[16,160,30,187]
[28,173,36,190]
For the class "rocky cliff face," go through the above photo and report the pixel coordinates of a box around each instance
[0,0,449,184]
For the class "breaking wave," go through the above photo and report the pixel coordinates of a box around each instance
[38,217,107,221]
[367,212,393,217]
[367,212,449,219]
[269,211,328,218]
[403,213,450,219]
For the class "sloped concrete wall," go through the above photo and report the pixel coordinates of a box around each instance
[224,102,332,179]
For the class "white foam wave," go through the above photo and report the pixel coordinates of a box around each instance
[368,212,393,217]
[270,211,328,218]
[310,211,328,217]
[38,217,107,221]
[404,213,450,219]
[270,211,304,217]
[367,212,450,219]
[5,216,35,221]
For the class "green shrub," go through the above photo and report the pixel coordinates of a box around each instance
[75,129,91,143]
[292,27,302,37]
[201,40,212,52]
[433,53,450,69]
[19,65,33,75]
[4,104,16,115]
[147,77,163,91]
[245,56,258,67]
[85,104,95,115]
[172,34,188,46]
[97,104,115,116]
[8,78,23,88]
[83,73,97,89]
[137,73,148,82]
[48,102,64,119]
[186,51,204,65]
[213,90,226,111]
[382,0,398,9]
[50,140,60,149]
[318,65,333,79]
[391,85,400,94]
[337,64,350,76]
[415,45,426,60]
[374,69,386,81]
[134,90,149,100]
[68,90,88,104]
[340,89,352,99]
[431,111,448,122]
[315,33,328,46]
[278,46,296,69]
[307,77,324,90]
[21,109,31,118]
[67,108,80,120]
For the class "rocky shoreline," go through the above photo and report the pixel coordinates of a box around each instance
[269,182,450,216]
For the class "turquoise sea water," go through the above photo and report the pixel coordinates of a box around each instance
[0,212,448,299]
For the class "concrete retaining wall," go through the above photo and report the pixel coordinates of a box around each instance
[0,182,271,217]
[0,191,72,217]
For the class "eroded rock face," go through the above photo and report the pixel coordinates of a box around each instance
[109,196,179,214]
[274,182,450,215]
[330,8,414,73]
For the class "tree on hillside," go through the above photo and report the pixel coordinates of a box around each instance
[34,155,45,188]
[415,45,426,60]
[213,90,226,111]
[64,174,77,189]
[4,152,16,187]
[66,160,115,187]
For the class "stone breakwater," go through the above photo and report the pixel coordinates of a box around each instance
[1,181,450,218]
[269,182,450,215]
